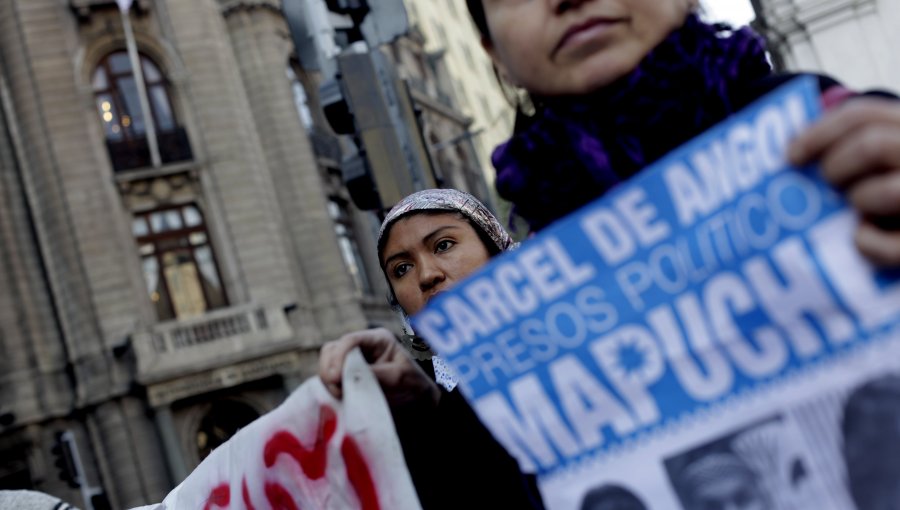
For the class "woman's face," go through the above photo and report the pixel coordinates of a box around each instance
[382,212,491,316]
[481,0,693,96]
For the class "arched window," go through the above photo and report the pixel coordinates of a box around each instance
[92,51,191,171]
[93,51,173,140]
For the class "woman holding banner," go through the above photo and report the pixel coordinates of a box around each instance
[319,188,545,510]
[322,0,900,506]
[463,0,900,262]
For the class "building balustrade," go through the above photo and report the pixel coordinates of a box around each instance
[132,302,294,383]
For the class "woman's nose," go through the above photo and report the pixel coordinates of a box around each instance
[549,0,587,15]
[418,258,445,291]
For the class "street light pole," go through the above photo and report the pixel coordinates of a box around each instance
[119,2,161,168]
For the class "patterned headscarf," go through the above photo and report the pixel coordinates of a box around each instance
[377,188,514,265]
[376,189,515,382]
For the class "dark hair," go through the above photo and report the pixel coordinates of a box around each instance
[465,0,491,42]
[580,484,647,510]
[842,374,900,510]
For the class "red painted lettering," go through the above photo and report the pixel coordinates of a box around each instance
[263,405,337,480]
[241,477,256,510]
[341,437,380,510]
[203,483,230,510]
[265,482,299,510]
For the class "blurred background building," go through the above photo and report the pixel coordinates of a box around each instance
[751,0,900,91]
[403,0,514,188]
[0,0,492,507]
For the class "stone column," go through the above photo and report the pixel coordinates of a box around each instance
[153,406,189,484]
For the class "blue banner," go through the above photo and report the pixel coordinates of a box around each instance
[412,77,900,477]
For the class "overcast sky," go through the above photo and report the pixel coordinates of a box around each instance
[702,0,756,26]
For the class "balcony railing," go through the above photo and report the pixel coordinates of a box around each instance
[106,127,193,172]
[132,303,294,383]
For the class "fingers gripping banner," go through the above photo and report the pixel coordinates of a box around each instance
[136,349,422,510]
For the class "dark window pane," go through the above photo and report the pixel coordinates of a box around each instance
[150,86,175,131]
[142,57,161,82]
[195,246,226,310]
[132,217,149,237]
[92,67,108,91]
[117,77,146,134]
[157,237,190,251]
[96,94,123,141]
[149,212,166,232]
[143,256,174,321]
[197,401,259,461]
[183,205,202,227]
[142,256,160,296]
[164,210,183,230]
[108,52,132,74]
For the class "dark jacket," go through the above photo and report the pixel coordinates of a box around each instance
[393,360,545,510]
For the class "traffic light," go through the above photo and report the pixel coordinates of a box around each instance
[0,409,14,427]
[90,492,112,510]
[323,0,368,17]
[51,431,81,489]
[322,50,437,211]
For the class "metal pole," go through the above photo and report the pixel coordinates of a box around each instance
[120,7,161,168]
[60,430,98,510]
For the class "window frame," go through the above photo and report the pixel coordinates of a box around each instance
[133,204,229,321]
[92,50,177,141]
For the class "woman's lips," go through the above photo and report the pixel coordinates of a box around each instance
[555,18,621,55]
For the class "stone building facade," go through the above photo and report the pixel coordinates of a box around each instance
[751,0,900,91]
[403,0,515,187]
[0,0,488,507]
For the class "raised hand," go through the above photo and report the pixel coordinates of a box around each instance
[790,97,900,266]
[318,328,441,409]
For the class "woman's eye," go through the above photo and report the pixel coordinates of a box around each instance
[435,239,455,253]
[393,263,411,278]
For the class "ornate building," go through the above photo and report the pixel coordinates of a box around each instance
[751,0,900,91]
[403,0,515,187]
[0,0,489,507]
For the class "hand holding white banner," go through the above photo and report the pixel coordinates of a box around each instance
[135,348,421,510]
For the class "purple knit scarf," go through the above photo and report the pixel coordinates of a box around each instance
[492,15,772,231]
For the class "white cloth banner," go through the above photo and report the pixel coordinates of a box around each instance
[134,349,421,510]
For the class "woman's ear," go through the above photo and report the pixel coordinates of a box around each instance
[481,37,516,87]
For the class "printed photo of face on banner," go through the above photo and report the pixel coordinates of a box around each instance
[664,415,814,510]
[842,373,900,510]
